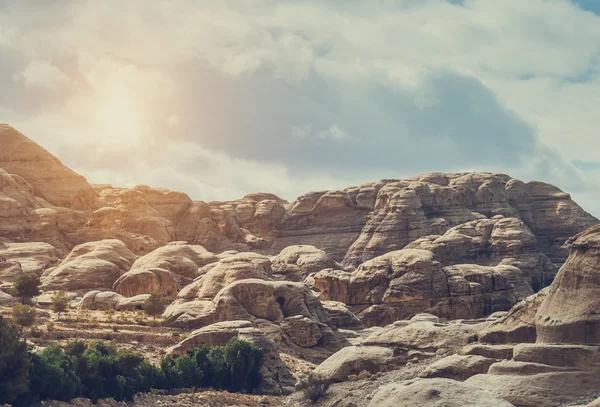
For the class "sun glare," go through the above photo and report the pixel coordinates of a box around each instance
[89,89,145,145]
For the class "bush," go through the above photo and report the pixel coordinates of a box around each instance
[0,316,30,404]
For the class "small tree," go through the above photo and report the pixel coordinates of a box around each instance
[12,304,37,339]
[13,273,41,304]
[142,294,165,320]
[51,291,70,320]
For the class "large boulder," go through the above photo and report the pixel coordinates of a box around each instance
[420,354,496,381]
[77,290,149,311]
[368,378,515,407]
[311,346,399,384]
[41,240,137,292]
[0,241,60,276]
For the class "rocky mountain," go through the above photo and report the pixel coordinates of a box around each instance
[2,123,600,406]
[1,124,596,264]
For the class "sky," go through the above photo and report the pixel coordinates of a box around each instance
[1,0,600,215]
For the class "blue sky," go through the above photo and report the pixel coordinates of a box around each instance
[1,0,600,215]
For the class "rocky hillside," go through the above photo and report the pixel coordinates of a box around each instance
[1,124,596,265]
[2,123,600,407]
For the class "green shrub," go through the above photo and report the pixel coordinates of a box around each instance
[13,274,41,304]
[0,316,30,404]
[224,336,263,393]
[17,346,82,405]
[0,335,264,405]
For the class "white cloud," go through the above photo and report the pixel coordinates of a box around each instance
[1,0,600,214]
[14,60,71,90]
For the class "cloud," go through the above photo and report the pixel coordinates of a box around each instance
[0,0,599,216]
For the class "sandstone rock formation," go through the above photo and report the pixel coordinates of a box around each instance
[112,242,219,298]
[464,224,600,406]
[271,245,350,281]
[535,224,600,344]
[368,378,515,407]
[420,354,496,381]
[311,345,399,384]
[1,125,596,275]
[41,240,137,292]
[362,314,486,352]
[77,290,150,311]
[0,124,96,209]
[479,288,548,344]
[311,238,538,326]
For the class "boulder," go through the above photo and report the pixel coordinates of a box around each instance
[312,346,398,384]
[367,378,515,407]
[0,290,16,306]
[320,301,364,330]
[420,354,496,381]
[76,290,149,311]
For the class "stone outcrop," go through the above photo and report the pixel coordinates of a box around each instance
[112,242,219,298]
[271,245,350,281]
[77,290,150,311]
[41,240,137,292]
[368,378,515,407]
[535,224,600,344]
[479,288,548,344]
[362,314,487,352]
[1,125,596,276]
[466,343,600,407]
[463,225,600,406]
[311,346,399,384]
[312,243,536,326]
[420,354,496,381]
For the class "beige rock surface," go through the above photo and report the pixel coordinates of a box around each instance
[311,345,398,383]
[41,240,137,291]
[479,287,548,344]
[0,124,96,208]
[536,224,600,344]
[271,245,349,281]
[362,314,486,352]
[367,378,515,407]
[420,354,496,381]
